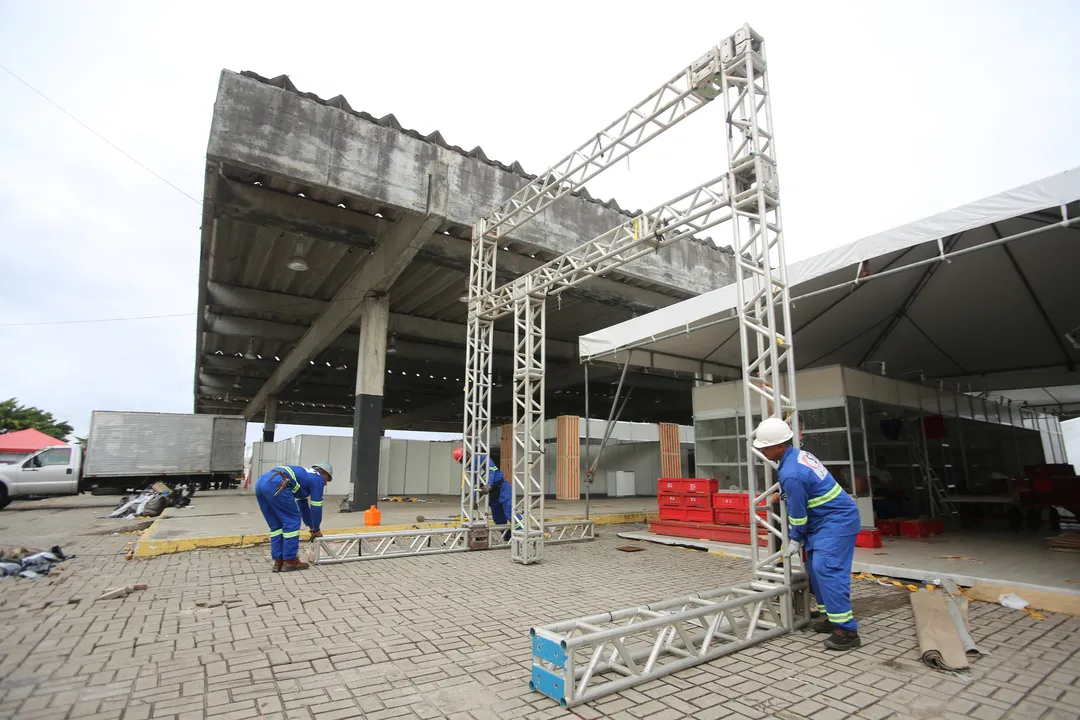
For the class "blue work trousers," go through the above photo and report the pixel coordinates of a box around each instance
[255,474,302,561]
[490,498,512,541]
[805,533,858,631]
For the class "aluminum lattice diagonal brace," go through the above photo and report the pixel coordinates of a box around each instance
[511,275,546,565]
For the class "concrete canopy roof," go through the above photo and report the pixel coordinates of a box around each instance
[580,167,1080,400]
[195,70,739,431]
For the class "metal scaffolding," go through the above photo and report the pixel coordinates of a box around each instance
[462,34,743,564]
[463,25,798,576]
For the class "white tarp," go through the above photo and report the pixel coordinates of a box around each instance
[580,167,1080,393]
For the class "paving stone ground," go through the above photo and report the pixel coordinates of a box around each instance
[0,502,1077,720]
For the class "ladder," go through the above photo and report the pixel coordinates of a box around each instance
[911,444,959,521]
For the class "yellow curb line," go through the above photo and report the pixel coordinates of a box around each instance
[132,511,657,558]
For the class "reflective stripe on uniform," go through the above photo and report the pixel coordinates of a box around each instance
[310,500,323,507]
[282,530,301,539]
[269,529,283,537]
[827,610,854,622]
[789,516,807,526]
[807,482,843,508]
[817,604,827,612]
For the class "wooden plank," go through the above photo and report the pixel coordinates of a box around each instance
[659,422,682,478]
[556,415,580,500]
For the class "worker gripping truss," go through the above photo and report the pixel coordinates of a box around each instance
[462,34,737,564]
[530,577,812,708]
[311,520,595,565]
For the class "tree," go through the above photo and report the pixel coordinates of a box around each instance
[0,399,74,441]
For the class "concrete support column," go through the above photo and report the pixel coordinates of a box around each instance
[350,295,389,512]
[556,415,580,500]
[263,395,278,443]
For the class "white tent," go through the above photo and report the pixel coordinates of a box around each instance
[580,167,1080,395]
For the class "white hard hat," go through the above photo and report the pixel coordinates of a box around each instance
[753,417,794,449]
[313,462,334,479]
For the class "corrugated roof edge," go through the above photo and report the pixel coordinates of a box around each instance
[237,70,637,214]
[237,71,731,253]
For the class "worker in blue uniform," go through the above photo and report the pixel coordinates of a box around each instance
[254,461,333,572]
[754,418,862,651]
[453,446,512,540]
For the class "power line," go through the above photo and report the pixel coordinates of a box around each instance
[0,313,195,328]
[0,63,203,207]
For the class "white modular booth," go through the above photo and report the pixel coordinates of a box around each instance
[694,365,1065,527]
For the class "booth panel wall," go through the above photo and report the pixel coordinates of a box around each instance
[386,439,408,495]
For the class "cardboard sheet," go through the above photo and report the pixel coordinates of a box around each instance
[910,589,973,672]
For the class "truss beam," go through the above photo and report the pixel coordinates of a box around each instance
[481,48,728,240]
[311,520,595,564]
[530,578,809,708]
[511,276,547,565]
[479,176,733,321]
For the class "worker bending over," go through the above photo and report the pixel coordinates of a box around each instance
[754,418,862,651]
[453,446,512,539]
[254,461,333,572]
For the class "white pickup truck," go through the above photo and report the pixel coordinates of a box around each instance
[0,411,245,509]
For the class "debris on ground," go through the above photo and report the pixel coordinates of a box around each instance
[0,545,74,579]
[108,483,194,519]
[381,496,426,503]
[934,555,984,563]
[615,545,646,552]
[96,583,148,601]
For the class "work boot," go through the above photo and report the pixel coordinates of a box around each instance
[280,559,309,572]
[823,628,861,651]
[812,617,833,634]
[272,559,284,573]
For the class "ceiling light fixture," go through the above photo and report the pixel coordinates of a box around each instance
[243,338,258,361]
[286,238,310,272]
[387,334,398,355]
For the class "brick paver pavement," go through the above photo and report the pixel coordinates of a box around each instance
[0,503,1077,720]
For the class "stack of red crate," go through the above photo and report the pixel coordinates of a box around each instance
[652,480,769,546]
[657,478,718,523]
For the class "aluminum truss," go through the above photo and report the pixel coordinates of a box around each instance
[311,520,595,565]
[721,26,799,614]
[530,576,810,708]
[511,276,547,564]
[462,37,734,565]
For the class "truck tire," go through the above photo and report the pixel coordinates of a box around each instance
[0,484,9,510]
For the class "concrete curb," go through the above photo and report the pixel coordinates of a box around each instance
[133,511,657,558]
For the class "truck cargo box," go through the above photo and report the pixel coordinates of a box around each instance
[84,411,245,478]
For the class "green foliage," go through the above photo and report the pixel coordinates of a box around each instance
[0,398,74,441]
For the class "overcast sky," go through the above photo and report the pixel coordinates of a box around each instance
[1,1,1078,451]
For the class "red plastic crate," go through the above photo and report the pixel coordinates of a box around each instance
[658,494,684,508]
[875,519,899,536]
[1033,477,1053,493]
[856,529,882,548]
[658,506,686,521]
[713,507,768,526]
[658,478,683,494]
[713,492,751,510]
[928,519,945,535]
[684,507,714,523]
[684,494,712,509]
[649,520,768,547]
[683,478,719,495]
[899,520,932,538]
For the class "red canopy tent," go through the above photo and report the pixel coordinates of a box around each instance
[0,428,66,453]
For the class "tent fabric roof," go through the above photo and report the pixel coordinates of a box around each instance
[0,428,66,453]
[580,167,1080,394]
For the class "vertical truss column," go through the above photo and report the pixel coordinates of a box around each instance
[722,25,800,627]
[462,219,497,535]
[511,275,546,565]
